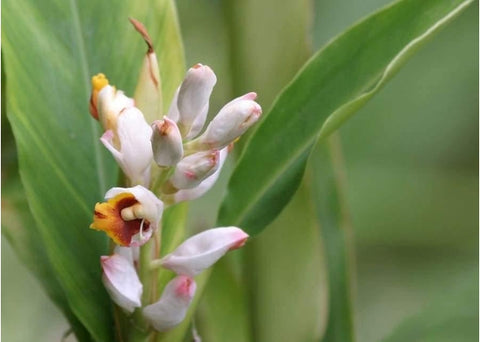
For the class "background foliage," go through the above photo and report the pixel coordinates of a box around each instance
[2,0,478,341]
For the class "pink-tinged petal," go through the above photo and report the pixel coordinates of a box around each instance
[101,254,142,313]
[170,150,220,190]
[143,275,196,331]
[161,227,249,276]
[193,94,262,150]
[176,64,216,137]
[151,117,184,167]
[114,245,139,265]
[173,147,229,203]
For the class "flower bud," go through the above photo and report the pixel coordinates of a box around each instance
[101,253,142,313]
[100,107,153,185]
[130,18,163,124]
[169,150,220,190]
[151,117,183,167]
[143,275,196,331]
[193,92,261,150]
[173,147,229,203]
[175,64,216,139]
[160,227,249,277]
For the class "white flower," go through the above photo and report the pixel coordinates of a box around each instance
[192,92,262,150]
[101,253,142,313]
[169,150,220,190]
[143,275,196,331]
[160,227,249,277]
[151,117,184,167]
[91,185,163,247]
[173,147,229,203]
[100,108,153,186]
[167,64,217,139]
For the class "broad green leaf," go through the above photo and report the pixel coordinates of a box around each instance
[247,181,327,342]
[2,0,184,340]
[217,0,473,235]
[381,273,478,342]
[311,135,355,342]
[2,125,93,341]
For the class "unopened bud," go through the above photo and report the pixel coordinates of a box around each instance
[176,64,216,139]
[192,93,261,150]
[151,117,183,167]
[170,150,220,189]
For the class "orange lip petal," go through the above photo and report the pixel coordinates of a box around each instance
[90,193,145,246]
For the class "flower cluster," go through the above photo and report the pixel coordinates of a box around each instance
[87,19,261,332]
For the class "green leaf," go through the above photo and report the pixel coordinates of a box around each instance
[217,0,473,235]
[311,135,355,342]
[1,135,93,341]
[2,0,184,340]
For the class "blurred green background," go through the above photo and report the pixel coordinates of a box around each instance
[2,0,478,341]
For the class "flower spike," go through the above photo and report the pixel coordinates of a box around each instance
[90,185,163,247]
[101,253,142,313]
[143,275,196,331]
[160,227,249,277]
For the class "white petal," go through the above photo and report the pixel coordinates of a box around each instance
[97,85,135,131]
[167,87,180,122]
[177,64,216,136]
[170,150,220,190]
[106,185,164,229]
[101,254,142,313]
[143,275,196,331]
[161,227,249,277]
[173,147,228,203]
[114,245,139,265]
[115,108,153,185]
[197,94,261,149]
[151,117,184,167]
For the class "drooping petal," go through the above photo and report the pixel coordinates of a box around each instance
[143,275,196,331]
[169,150,220,190]
[101,107,153,186]
[173,147,229,203]
[114,245,139,265]
[176,64,216,138]
[101,253,142,313]
[191,92,261,150]
[91,186,163,246]
[130,18,163,124]
[151,117,184,167]
[161,227,249,277]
